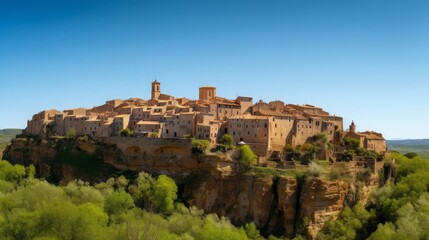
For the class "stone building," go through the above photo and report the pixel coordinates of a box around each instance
[24,80,386,157]
[345,121,387,154]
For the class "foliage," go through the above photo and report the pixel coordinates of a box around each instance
[283,144,300,161]
[119,128,133,137]
[128,172,177,215]
[183,134,193,139]
[313,133,328,146]
[328,164,352,182]
[344,137,360,151]
[66,128,77,138]
[307,162,323,178]
[337,150,355,162]
[318,203,376,240]
[0,160,260,240]
[191,139,211,154]
[219,134,234,149]
[404,152,418,159]
[149,132,159,138]
[239,145,257,165]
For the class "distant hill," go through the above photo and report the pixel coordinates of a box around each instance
[0,128,23,152]
[387,139,429,146]
[388,139,429,158]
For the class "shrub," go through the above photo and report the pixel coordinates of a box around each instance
[344,137,360,151]
[219,134,234,149]
[313,133,328,145]
[191,139,210,154]
[66,128,76,138]
[404,152,418,159]
[284,144,300,161]
[329,165,352,182]
[120,128,133,137]
[308,162,323,177]
[149,132,159,138]
[239,145,256,165]
[104,191,135,215]
[183,134,193,139]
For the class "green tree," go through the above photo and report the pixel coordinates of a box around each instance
[344,137,360,151]
[239,145,256,165]
[150,175,178,215]
[66,128,76,138]
[120,128,133,137]
[105,191,135,215]
[219,134,234,149]
[191,139,210,154]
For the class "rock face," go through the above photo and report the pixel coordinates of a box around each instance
[300,178,350,239]
[3,137,367,238]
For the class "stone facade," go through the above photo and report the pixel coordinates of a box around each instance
[24,80,386,156]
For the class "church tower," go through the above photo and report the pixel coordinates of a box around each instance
[151,80,161,100]
[349,121,356,133]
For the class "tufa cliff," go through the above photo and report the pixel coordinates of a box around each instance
[3,136,378,239]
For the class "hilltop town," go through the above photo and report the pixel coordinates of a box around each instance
[25,80,387,159]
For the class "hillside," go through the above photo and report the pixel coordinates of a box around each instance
[388,139,429,158]
[0,128,22,151]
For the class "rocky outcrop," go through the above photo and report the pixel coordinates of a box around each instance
[3,137,377,238]
[300,178,350,239]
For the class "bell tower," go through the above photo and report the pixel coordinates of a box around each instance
[151,80,161,100]
[349,121,356,133]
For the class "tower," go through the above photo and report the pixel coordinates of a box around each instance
[151,80,161,100]
[349,121,356,133]
[199,86,216,100]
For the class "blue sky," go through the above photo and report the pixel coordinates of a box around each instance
[0,0,428,139]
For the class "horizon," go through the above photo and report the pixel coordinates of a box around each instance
[1,0,428,139]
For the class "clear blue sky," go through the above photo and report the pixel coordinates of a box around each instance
[1,0,428,139]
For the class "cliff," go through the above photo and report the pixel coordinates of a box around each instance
[3,136,377,238]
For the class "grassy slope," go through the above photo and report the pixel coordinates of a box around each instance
[0,128,23,151]
[388,139,429,159]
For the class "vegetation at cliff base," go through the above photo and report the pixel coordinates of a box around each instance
[0,159,274,240]
[318,152,429,240]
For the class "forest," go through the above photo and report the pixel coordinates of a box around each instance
[0,151,428,240]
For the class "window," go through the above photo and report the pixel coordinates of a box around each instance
[275,124,277,128]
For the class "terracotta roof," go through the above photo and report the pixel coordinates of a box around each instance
[294,115,308,120]
[359,131,385,140]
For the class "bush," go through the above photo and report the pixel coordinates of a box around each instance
[404,152,418,159]
[120,128,133,137]
[239,145,257,165]
[183,134,193,139]
[191,139,210,154]
[284,144,300,161]
[329,165,352,182]
[313,133,328,146]
[149,132,159,138]
[344,137,360,151]
[308,162,323,177]
[219,134,234,149]
[66,128,76,138]
[104,191,135,215]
